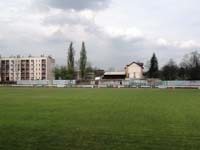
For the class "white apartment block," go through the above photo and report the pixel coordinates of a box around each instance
[0,56,55,82]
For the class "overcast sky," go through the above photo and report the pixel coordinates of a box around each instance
[0,0,200,70]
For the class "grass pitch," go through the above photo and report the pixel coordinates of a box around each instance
[0,88,200,150]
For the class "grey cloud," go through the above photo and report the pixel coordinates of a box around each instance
[1,0,200,70]
[43,11,94,26]
[36,0,110,10]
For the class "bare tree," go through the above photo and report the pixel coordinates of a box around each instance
[180,51,200,80]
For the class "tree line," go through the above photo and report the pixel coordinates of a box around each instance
[55,41,88,80]
[146,51,200,80]
[55,41,200,81]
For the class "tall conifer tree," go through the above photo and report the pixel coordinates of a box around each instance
[148,53,159,78]
[79,42,87,79]
[67,42,75,79]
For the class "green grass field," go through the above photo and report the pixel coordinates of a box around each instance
[0,88,200,150]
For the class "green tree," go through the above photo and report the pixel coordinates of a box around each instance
[148,53,159,78]
[178,67,187,80]
[54,67,61,80]
[161,59,179,80]
[67,42,75,79]
[54,66,68,80]
[79,42,87,79]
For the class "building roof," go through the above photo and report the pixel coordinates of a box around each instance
[0,55,54,60]
[103,72,126,80]
[126,62,144,69]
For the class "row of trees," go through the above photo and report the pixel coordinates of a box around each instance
[146,51,200,80]
[55,41,200,81]
[55,42,88,80]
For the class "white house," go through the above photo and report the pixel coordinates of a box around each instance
[125,62,144,79]
[102,62,144,80]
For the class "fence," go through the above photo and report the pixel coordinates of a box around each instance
[17,80,50,86]
[160,81,200,88]
[99,79,161,88]
[4,80,200,89]
[17,80,76,87]
[98,79,200,88]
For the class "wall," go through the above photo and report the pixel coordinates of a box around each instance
[126,63,143,79]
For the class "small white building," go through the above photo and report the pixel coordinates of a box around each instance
[125,62,144,79]
[102,62,144,80]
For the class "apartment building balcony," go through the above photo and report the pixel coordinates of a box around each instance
[1,67,6,70]
[1,71,6,74]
